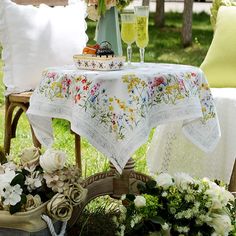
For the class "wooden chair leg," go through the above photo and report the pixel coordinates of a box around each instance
[229,159,236,192]
[75,133,82,170]
[11,107,24,138]
[4,98,41,155]
[4,97,13,155]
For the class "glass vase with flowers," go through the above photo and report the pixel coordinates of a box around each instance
[86,0,133,56]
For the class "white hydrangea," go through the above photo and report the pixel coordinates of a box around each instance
[25,171,43,192]
[130,214,142,228]
[2,184,22,206]
[0,168,16,195]
[176,225,190,233]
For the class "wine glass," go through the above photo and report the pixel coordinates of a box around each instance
[134,6,149,64]
[120,14,136,65]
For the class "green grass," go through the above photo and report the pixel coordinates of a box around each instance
[0,11,213,176]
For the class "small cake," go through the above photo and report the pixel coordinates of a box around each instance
[82,44,100,55]
[82,41,114,58]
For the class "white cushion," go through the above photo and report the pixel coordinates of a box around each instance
[0,0,88,94]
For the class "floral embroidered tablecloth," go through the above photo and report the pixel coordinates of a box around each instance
[27,63,220,173]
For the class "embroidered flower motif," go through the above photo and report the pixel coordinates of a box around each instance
[38,70,216,140]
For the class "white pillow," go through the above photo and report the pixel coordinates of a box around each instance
[0,0,88,94]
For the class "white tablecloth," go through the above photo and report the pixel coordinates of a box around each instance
[27,63,220,173]
[147,88,236,183]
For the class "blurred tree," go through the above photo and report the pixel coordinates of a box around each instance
[182,0,193,47]
[155,0,165,27]
[142,0,150,6]
[0,146,6,164]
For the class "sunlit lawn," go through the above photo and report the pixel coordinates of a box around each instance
[0,12,213,177]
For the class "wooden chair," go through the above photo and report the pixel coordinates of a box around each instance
[3,0,82,169]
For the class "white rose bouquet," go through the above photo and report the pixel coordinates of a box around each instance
[0,147,87,222]
[115,173,236,236]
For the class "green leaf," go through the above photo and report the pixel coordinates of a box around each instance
[146,180,157,190]
[98,0,106,16]
[21,168,30,176]
[21,194,27,204]
[137,182,146,193]
[126,194,135,201]
[35,165,43,173]
[10,173,25,187]
[9,202,22,214]
[150,216,165,226]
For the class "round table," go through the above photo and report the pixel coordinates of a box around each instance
[27,63,220,226]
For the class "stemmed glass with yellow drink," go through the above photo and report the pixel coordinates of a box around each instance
[121,14,136,65]
[134,6,149,64]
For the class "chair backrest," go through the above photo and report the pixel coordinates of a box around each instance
[13,0,68,6]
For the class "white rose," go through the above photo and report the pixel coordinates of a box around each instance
[20,147,40,167]
[174,172,194,190]
[134,195,146,208]
[156,173,173,189]
[40,149,66,173]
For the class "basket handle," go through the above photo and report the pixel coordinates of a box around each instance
[41,214,67,236]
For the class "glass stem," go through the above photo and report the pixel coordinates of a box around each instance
[127,44,132,64]
[140,48,145,64]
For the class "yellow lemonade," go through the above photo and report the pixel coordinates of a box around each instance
[136,16,149,48]
[121,22,136,45]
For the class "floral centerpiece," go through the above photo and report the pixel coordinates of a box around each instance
[0,147,87,222]
[114,173,236,236]
[86,0,131,21]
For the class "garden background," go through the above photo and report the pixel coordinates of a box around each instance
[0,5,213,235]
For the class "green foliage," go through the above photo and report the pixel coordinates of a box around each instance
[10,173,25,187]
[118,176,236,235]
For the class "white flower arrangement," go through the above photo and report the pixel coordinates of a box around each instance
[0,147,87,222]
[115,173,236,236]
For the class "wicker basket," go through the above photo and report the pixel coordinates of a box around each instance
[0,202,64,236]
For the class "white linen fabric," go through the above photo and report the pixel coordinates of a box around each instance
[27,63,220,173]
[0,0,88,94]
[147,88,236,183]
